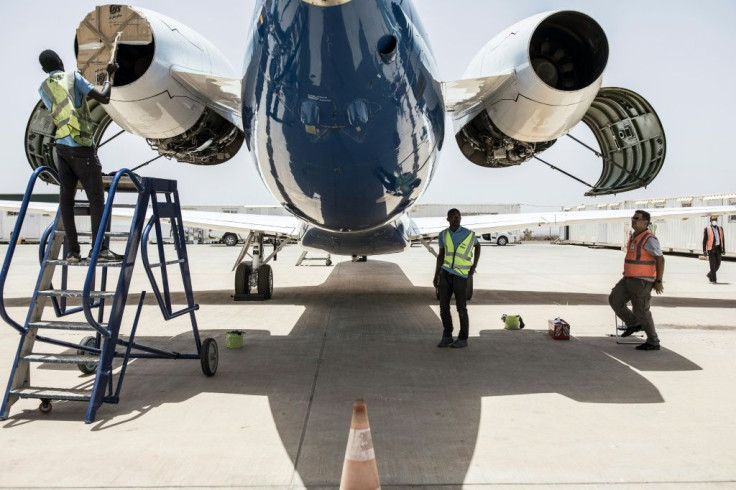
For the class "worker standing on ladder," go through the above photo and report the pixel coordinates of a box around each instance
[38,49,122,263]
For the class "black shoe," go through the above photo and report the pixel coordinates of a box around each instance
[91,248,123,263]
[437,337,454,348]
[451,339,468,348]
[635,342,660,351]
[66,251,82,264]
[621,325,643,337]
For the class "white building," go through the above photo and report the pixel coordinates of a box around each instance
[564,193,736,254]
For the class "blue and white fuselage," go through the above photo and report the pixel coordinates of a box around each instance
[241,0,445,253]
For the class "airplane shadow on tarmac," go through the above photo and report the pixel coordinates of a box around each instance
[2,260,717,486]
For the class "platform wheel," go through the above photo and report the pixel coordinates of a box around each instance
[39,399,52,414]
[200,338,218,377]
[77,335,98,375]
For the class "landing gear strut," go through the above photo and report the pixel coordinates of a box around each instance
[233,231,287,301]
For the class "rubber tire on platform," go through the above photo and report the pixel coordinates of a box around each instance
[257,264,273,299]
[200,338,218,377]
[497,236,508,246]
[223,233,238,247]
[39,399,52,414]
[77,335,98,375]
[235,262,252,295]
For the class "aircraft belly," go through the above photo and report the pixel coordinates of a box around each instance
[244,0,444,232]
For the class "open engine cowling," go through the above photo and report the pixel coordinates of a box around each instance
[453,10,666,196]
[75,5,243,165]
[455,10,609,168]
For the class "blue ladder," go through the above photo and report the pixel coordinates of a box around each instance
[0,167,218,423]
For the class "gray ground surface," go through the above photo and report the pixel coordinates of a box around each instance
[0,242,734,489]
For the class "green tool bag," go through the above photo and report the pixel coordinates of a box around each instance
[502,314,525,330]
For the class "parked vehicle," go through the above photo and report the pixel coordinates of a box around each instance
[481,231,516,246]
[208,230,242,246]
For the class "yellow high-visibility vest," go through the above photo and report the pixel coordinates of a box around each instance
[40,72,95,147]
[441,229,475,277]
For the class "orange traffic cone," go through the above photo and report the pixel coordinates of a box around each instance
[340,399,381,490]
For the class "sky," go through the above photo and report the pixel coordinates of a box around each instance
[1,0,734,211]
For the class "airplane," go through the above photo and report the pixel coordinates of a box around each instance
[9,1,736,300]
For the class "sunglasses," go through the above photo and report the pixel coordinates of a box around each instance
[631,217,647,221]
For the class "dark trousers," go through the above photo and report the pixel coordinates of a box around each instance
[707,249,722,282]
[609,277,659,345]
[55,145,105,254]
[439,269,469,340]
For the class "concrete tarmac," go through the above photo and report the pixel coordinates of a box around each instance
[0,241,734,489]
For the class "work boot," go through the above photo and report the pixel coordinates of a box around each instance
[635,342,661,351]
[91,248,124,263]
[437,337,454,348]
[451,339,468,348]
[621,325,643,337]
[66,251,82,264]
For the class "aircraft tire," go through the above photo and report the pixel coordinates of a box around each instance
[257,264,273,299]
[200,338,218,377]
[235,262,252,295]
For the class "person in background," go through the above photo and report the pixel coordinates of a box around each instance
[703,215,726,284]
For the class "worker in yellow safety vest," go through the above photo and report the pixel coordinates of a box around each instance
[609,209,665,350]
[703,215,726,283]
[433,208,481,348]
[38,49,122,263]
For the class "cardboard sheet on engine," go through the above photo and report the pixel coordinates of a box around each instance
[76,5,152,85]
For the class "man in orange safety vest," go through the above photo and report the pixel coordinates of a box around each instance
[609,210,665,351]
[703,215,726,284]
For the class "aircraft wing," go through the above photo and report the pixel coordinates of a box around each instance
[406,206,736,239]
[0,201,303,239]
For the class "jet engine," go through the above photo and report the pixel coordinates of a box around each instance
[453,10,665,195]
[25,4,243,175]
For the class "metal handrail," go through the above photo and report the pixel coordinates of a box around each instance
[141,216,199,320]
[82,168,143,334]
[0,167,61,333]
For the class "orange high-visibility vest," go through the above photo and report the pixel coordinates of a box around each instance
[624,230,656,279]
[705,226,724,251]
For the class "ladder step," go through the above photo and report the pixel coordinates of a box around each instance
[150,259,186,267]
[46,259,123,268]
[55,231,130,238]
[28,321,104,331]
[10,387,91,402]
[38,290,116,299]
[23,354,99,365]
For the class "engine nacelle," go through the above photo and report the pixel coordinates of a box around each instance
[75,5,243,164]
[455,10,609,168]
